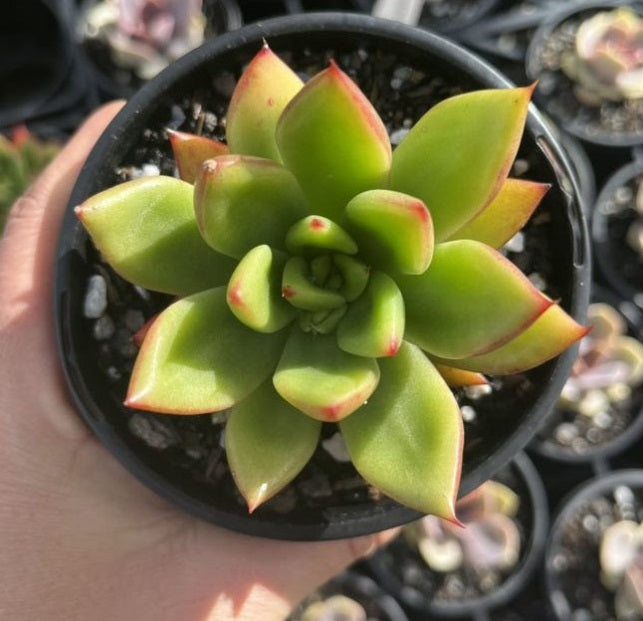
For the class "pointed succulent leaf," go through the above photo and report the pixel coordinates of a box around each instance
[226,245,295,333]
[399,240,553,359]
[390,86,534,241]
[333,254,370,301]
[75,176,235,296]
[433,363,488,387]
[447,178,550,248]
[285,216,358,256]
[226,44,303,162]
[340,341,463,520]
[125,288,287,414]
[273,330,380,421]
[167,129,228,183]
[282,256,346,311]
[194,155,308,259]
[345,189,434,275]
[337,271,405,357]
[226,380,321,512]
[276,61,392,221]
[431,304,588,375]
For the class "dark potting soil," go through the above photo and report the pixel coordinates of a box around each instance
[370,462,533,605]
[419,0,496,30]
[528,6,643,145]
[547,482,643,620]
[79,44,569,519]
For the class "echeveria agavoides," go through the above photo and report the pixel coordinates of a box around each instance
[76,43,585,520]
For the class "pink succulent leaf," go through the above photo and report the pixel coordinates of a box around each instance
[225,379,321,513]
[432,363,488,388]
[340,341,463,520]
[75,176,235,296]
[431,304,588,375]
[273,330,380,422]
[125,287,287,414]
[390,86,534,242]
[226,44,303,162]
[276,61,392,221]
[167,129,228,183]
[193,155,308,259]
[344,189,434,275]
[281,256,346,311]
[399,240,553,360]
[332,254,371,302]
[447,178,550,248]
[456,514,521,571]
[285,215,358,256]
[336,271,405,358]
[226,245,296,333]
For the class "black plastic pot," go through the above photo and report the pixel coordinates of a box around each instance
[367,453,549,619]
[55,12,589,540]
[592,159,643,315]
[525,0,643,148]
[544,469,643,621]
[288,569,409,621]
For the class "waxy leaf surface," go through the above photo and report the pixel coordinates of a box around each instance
[273,330,380,421]
[340,341,463,520]
[337,271,405,357]
[226,45,303,162]
[194,155,308,259]
[282,256,345,311]
[433,363,488,387]
[126,288,286,414]
[76,176,235,296]
[276,62,392,221]
[226,245,295,333]
[226,380,321,512]
[333,254,370,301]
[433,304,587,375]
[167,129,228,183]
[390,87,533,241]
[399,240,552,359]
[285,216,358,256]
[447,178,549,248]
[345,189,433,275]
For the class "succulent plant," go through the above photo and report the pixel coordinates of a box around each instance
[625,179,643,259]
[561,7,643,106]
[75,44,586,520]
[298,594,367,621]
[82,0,205,80]
[0,126,60,232]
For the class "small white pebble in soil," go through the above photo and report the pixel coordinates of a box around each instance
[461,405,477,423]
[593,410,612,430]
[106,366,121,381]
[552,553,568,572]
[582,513,599,534]
[321,432,351,462]
[93,315,115,340]
[219,428,226,449]
[141,164,160,177]
[503,232,525,254]
[614,485,635,505]
[390,77,403,90]
[83,274,108,318]
[124,309,145,333]
[554,422,578,445]
[528,272,547,291]
[211,411,229,425]
[389,127,409,145]
[463,384,492,400]
[512,158,529,177]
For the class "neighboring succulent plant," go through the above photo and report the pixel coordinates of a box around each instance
[0,126,60,232]
[625,179,643,259]
[76,44,586,520]
[297,594,367,621]
[82,0,205,80]
[600,519,643,620]
[561,7,643,106]
[405,480,522,574]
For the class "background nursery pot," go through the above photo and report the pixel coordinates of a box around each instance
[55,12,590,540]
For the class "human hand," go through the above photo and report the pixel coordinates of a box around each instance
[0,103,396,621]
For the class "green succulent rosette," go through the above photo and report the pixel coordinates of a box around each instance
[76,44,587,520]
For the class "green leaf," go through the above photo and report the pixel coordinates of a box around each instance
[447,178,550,248]
[125,288,287,414]
[167,129,228,184]
[430,303,588,375]
[390,86,534,241]
[337,271,405,357]
[273,330,380,421]
[285,216,358,256]
[281,256,346,311]
[333,254,370,302]
[226,44,303,162]
[226,380,321,512]
[227,245,295,333]
[194,155,308,259]
[399,240,552,359]
[340,341,463,520]
[344,189,433,275]
[276,61,392,221]
[75,176,235,296]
